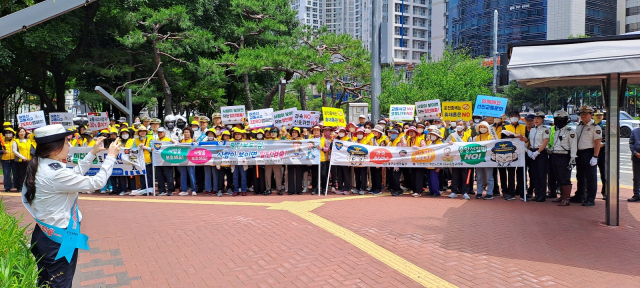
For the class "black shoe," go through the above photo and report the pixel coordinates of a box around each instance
[277,190,283,195]
[504,195,515,201]
[547,192,558,199]
[483,195,494,200]
[264,190,272,196]
[372,190,383,195]
[475,194,483,199]
[569,196,583,203]
[628,195,640,202]
[287,192,294,195]
[430,193,441,197]
[167,192,173,196]
[297,192,303,195]
[582,201,595,206]
[468,191,476,195]
[536,197,546,202]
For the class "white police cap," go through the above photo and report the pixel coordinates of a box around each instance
[34,124,76,145]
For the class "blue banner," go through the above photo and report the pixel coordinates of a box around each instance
[474,95,508,117]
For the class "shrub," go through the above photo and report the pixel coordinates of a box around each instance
[0,200,40,288]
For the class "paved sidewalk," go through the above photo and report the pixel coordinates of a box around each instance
[2,183,640,288]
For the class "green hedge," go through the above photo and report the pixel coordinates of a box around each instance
[0,200,39,288]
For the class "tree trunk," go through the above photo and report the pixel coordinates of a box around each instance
[321,89,327,107]
[299,87,307,110]
[330,85,337,107]
[153,42,173,116]
[157,96,165,120]
[243,72,254,110]
[278,82,285,110]
[262,84,279,109]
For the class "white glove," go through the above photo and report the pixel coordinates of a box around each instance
[394,167,400,172]
[243,164,249,171]
[216,165,221,170]
[531,151,539,160]
[590,157,598,166]
[230,166,235,173]
[526,150,533,158]
[570,157,576,166]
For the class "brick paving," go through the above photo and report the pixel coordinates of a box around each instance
[1,182,639,288]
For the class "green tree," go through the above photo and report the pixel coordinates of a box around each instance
[380,48,492,115]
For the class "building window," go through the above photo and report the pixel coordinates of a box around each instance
[628,6,640,16]
[394,50,408,59]
[394,15,409,24]
[394,27,410,36]
[394,38,409,47]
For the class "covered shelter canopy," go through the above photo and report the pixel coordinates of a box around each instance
[507,34,640,226]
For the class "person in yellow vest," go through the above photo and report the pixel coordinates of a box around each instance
[218,130,234,195]
[446,119,472,200]
[405,126,427,197]
[133,126,154,196]
[212,113,222,127]
[424,129,444,197]
[1,127,16,192]
[250,129,266,195]
[415,123,427,144]
[141,116,151,130]
[353,127,372,195]
[109,117,117,130]
[231,128,249,196]
[155,127,177,196]
[334,127,353,195]
[385,128,403,196]
[472,121,495,200]
[370,125,388,195]
[263,127,284,196]
[318,126,333,195]
[500,111,527,200]
[346,122,358,139]
[177,127,197,196]
[200,128,220,196]
[287,127,305,195]
[12,127,33,193]
[111,128,134,196]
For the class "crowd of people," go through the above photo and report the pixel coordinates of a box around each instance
[4,105,637,206]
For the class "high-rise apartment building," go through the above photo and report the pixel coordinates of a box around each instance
[292,0,325,30]
[626,0,640,32]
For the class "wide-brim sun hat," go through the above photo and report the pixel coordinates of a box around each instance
[34,124,77,145]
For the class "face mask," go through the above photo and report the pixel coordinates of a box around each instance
[226,125,232,130]
[257,134,263,139]
[208,136,215,140]
[450,123,456,128]
[193,127,199,131]
[364,128,371,134]
[430,135,438,141]
[339,132,346,137]
[390,134,398,140]
[417,128,424,133]
[480,128,488,134]
[167,122,175,129]
[404,129,409,133]
[349,127,356,132]
[122,134,129,140]
[510,117,519,123]
[474,119,481,123]
[5,133,13,138]
[357,134,364,140]
[456,126,464,132]
[133,134,139,139]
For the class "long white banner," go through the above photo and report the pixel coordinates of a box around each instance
[66,147,147,176]
[330,139,526,168]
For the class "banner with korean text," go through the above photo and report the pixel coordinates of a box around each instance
[474,95,508,117]
[221,105,246,124]
[273,107,297,128]
[330,138,525,168]
[415,100,441,120]
[322,107,346,127]
[293,110,321,128]
[442,102,473,122]
[49,112,74,129]
[17,111,46,130]
[389,105,416,121]
[152,140,321,166]
[87,112,109,131]
[66,147,146,176]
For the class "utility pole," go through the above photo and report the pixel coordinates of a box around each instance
[371,0,381,121]
[492,10,498,95]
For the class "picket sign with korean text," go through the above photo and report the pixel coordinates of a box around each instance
[415,100,441,120]
[293,110,321,128]
[474,95,508,118]
[322,107,346,127]
[17,111,46,130]
[49,112,74,129]
[248,108,274,129]
[442,101,473,121]
[389,105,416,121]
[87,112,109,130]
[273,107,297,128]
[221,105,246,124]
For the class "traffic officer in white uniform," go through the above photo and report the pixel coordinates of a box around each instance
[527,111,550,202]
[571,105,602,206]
[163,114,183,143]
[22,124,121,287]
[548,110,578,206]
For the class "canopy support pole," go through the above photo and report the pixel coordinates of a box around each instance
[602,73,622,226]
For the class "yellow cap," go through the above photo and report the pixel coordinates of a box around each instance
[191,120,199,125]
[3,122,11,126]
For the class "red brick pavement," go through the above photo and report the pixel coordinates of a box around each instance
[1,183,640,288]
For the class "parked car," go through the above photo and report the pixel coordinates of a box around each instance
[602,111,640,138]
[569,114,579,123]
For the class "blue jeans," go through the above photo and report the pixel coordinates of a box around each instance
[204,166,219,192]
[233,166,247,192]
[2,160,15,191]
[476,167,494,196]
[178,166,197,192]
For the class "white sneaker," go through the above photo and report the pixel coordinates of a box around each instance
[179,191,189,196]
[302,187,309,193]
[158,192,168,196]
[119,192,126,196]
[358,190,366,195]
[191,191,197,196]
[400,186,408,191]
[411,193,419,197]
[331,187,336,193]
[463,193,470,200]
[248,187,254,192]
[147,188,155,194]
[100,191,106,194]
[449,193,458,198]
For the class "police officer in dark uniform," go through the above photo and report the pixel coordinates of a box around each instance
[571,105,602,206]
[527,112,550,202]
[593,110,606,200]
[548,111,578,206]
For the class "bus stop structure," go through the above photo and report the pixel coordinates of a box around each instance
[508,34,640,226]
